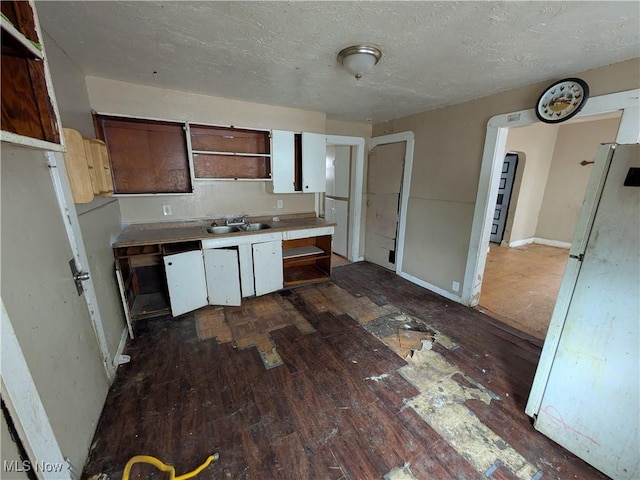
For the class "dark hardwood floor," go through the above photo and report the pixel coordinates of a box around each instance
[83,262,608,480]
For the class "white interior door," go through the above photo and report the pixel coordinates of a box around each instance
[532,144,639,479]
[164,250,208,316]
[365,142,406,270]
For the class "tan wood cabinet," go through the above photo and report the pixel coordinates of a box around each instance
[62,128,114,203]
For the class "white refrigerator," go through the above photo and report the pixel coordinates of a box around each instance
[526,143,639,479]
[325,145,350,258]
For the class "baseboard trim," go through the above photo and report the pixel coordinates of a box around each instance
[533,237,572,249]
[398,271,465,305]
[507,237,534,248]
[506,237,571,249]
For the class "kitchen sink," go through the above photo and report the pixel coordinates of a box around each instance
[240,223,272,231]
[206,225,242,234]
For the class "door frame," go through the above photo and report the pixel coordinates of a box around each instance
[325,135,365,262]
[369,132,415,275]
[462,89,640,308]
[1,300,69,478]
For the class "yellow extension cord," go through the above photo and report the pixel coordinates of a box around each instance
[122,453,219,480]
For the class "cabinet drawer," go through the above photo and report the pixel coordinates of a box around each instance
[201,231,282,249]
[282,226,334,240]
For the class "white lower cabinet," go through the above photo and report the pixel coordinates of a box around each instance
[252,240,284,296]
[238,243,256,297]
[203,248,242,306]
[164,250,208,316]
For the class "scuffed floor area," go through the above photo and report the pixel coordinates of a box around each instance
[83,262,604,480]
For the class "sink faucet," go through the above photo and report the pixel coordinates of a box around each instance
[225,216,248,226]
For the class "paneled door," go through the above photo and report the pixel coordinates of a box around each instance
[490,153,518,244]
[365,142,405,270]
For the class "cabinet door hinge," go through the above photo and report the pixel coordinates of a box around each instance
[569,253,584,262]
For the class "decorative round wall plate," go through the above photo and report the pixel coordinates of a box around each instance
[535,78,589,124]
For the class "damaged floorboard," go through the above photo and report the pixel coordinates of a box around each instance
[83,262,607,480]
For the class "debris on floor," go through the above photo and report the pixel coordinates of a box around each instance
[400,343,538,480]
[362,311,459,359]
[259,347,284,369]
[384,463,418,480]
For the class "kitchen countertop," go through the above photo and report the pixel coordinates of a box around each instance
[113,214,336,248]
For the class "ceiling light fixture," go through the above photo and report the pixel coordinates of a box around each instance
[337,44,382,80]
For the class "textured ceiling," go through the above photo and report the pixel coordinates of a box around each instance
[37,1,640,123]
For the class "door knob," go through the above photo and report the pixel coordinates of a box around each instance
[69,258,90,296]
[74,271,90,281]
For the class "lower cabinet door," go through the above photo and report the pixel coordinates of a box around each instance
[204,248,242,306]
[164,250,208,316]
[253,240,284,296]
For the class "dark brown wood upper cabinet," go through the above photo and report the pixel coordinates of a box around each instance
[94,115,192,194]
[189,124,271,180]
[1,0,60,145]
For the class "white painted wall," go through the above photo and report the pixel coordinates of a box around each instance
[85,76,324,223]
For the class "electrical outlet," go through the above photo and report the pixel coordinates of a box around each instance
[277,199,283,209]
[162,205,172,216]
[452,281,460,293]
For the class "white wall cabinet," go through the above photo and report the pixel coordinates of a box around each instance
[269,130,326,193]
[164,250,208,316]
[301,132,327,193]
[270,130,296,193]
[253,240,284,296]
[203,248,242,306]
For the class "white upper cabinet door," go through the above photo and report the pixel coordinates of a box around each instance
[203,248,242,306]
[302,132,327,193]
[270,130,296,193]
[164,250,208,316]
[253,241,283,296]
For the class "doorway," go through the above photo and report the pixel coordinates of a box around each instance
[365,141,406,270]
[466,95,636,339]
[325,144,350,259]
[364,131,415,276]
[324,135,365,263]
